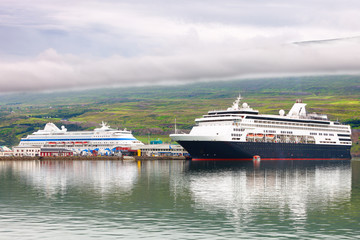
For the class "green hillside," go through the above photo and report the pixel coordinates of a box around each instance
[0,75,359,153]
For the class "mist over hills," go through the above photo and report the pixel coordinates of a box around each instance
[0,75,359,105]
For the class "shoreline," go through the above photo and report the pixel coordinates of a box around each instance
[0,155,358,161]
[0,156,188,161]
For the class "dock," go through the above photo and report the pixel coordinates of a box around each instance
[0,155,188,161]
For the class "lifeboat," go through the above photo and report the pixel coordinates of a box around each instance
[48,142,56,145]
[75,142,83,144]
[265,134,275,139]
[255,133,264,139]
[247,133,254,138]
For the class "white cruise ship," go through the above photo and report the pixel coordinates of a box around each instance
[18,122,144,152]
[170,95,352,161]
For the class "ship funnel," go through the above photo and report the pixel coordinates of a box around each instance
[287,102,307,117]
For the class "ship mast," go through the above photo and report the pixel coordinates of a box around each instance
[175,118,177,134]
[228,94,242,110]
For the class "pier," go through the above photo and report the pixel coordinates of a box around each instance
[0,155,187,161]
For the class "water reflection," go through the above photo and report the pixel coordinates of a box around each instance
[188,161,352,228]
[0,160,139,198]
[0,159,358,239]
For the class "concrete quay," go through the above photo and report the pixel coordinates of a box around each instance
[0,155,188,161]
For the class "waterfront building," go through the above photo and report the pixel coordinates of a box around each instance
[139,144,189,157]
[40,148,74,157]
[0,146,13,157]
[13,146,41,157]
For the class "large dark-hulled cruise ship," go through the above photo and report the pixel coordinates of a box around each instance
[170,95,352,161]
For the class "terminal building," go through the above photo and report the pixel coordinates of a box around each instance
[0,146,13,157]
[40,148,74,157]
[13,146,41,157]
[13,146,73,157]
[138,144,189,157]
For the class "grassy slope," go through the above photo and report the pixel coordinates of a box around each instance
[0,75,359,152]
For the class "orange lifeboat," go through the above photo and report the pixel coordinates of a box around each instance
[255,133,264,139]
[247,133,254,138]
[265,134,275,139]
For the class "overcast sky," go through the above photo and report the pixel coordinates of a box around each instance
[1,0,360,93]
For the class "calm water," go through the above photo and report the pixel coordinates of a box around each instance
[0,159,360,239]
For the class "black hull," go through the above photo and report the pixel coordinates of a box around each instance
[177,141,352,161]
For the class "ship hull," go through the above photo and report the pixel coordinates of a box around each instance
[177,141,352,161]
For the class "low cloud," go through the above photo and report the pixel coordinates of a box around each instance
[1,38,360,93]
[1,0,360,92]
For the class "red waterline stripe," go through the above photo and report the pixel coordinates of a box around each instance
[192,158,351,161]
[193,158,252,161]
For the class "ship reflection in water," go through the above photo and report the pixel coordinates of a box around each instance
[0,159,359,239]
[188,160,352,227]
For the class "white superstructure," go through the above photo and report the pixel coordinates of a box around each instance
[18,122,144,153]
